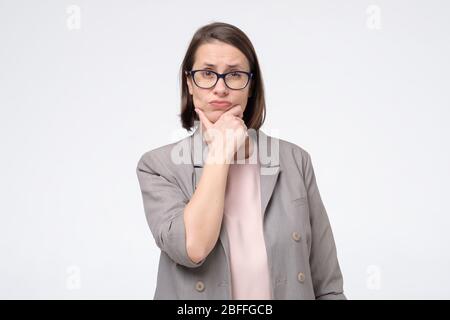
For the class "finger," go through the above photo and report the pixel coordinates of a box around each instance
[236,116,245,124]
[223,104,244,118]
[236,116,246,127]
[195,108,213,130]
[237,124,248,137]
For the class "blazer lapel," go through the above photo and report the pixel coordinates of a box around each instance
[257,129,281,219]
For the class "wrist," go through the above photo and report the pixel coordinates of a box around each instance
[206,145,232,165]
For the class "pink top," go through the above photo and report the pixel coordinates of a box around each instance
[223,158,273,300]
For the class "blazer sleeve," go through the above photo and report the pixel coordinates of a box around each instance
[136,152,206,269]
[303,151,347,300]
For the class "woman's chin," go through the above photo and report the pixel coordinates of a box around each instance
[206,110,225,122]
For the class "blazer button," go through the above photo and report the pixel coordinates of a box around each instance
[195,281,205,292]
[297,272,305,283]
[292,231,301,242]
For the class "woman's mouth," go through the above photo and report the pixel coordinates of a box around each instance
[209,100,232,108]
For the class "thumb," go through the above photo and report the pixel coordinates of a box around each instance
[195,108,213,130]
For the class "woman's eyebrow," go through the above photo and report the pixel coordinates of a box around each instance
[202,63,243,68]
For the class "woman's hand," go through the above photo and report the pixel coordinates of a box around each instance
[195,105,248,164]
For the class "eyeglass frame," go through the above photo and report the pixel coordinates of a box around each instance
[185,69,254,90]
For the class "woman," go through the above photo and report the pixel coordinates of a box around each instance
[136,22,346,300]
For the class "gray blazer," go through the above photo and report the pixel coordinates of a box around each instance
[136,126,346,300]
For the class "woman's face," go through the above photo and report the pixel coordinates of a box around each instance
[187,41,252,123]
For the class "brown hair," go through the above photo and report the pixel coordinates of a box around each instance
[179,22,266,132]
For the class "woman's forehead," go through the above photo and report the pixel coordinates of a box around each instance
[194,43,249,68]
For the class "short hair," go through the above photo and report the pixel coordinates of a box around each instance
[179,22,266,132]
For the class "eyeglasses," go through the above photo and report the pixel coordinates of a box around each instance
[185,69,254,90]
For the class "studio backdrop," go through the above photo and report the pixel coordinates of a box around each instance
[1,0,449,299]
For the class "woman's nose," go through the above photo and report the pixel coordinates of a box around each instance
[213,77,228,93]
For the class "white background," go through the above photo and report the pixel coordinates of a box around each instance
[1,0,449,299]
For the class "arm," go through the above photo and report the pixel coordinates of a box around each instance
[184,149,230,264]
[185,105,247,263]
[303,152,347,300]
